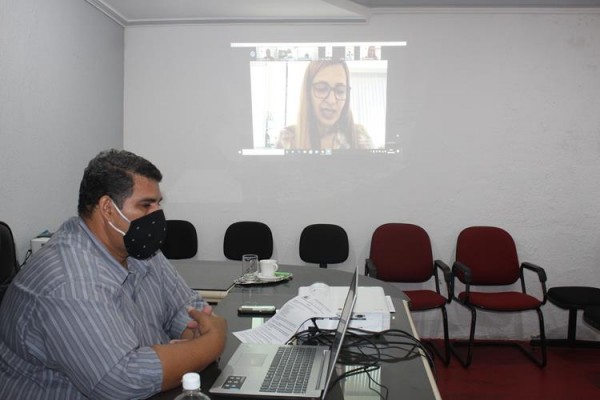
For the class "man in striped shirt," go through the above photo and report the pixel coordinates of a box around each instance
[0,149,227,399]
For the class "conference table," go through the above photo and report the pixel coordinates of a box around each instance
[152,261,441,400]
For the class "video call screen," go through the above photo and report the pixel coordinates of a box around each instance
[232,42,407,156]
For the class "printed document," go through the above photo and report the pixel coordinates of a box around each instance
[233,295,334,344]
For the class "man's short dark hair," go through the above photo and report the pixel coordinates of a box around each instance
[77,149,162,218]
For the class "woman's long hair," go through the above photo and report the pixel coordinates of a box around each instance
[295,60,355,149]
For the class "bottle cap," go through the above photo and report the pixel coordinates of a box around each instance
[182,372,201,390]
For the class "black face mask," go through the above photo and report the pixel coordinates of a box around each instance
[110,201,167,260]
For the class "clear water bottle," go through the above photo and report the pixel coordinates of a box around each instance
[173,372,211,400]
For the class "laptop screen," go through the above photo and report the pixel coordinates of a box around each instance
[320,266,359,399]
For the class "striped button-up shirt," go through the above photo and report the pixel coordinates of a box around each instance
[0,217,206,399]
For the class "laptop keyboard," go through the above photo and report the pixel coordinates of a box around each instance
[260,346,317,394]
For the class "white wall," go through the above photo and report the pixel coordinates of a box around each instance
[124,10,600,340]
[0,0,124,258]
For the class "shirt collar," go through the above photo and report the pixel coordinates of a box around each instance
[77,217,151,282]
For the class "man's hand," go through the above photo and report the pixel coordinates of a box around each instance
[154,306,228,391]
[188,306,227,338]
[177,305,221,341]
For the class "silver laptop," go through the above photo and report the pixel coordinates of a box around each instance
[210,267,359,399]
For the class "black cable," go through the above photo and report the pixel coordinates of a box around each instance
[366,367,389,400]
[19,249,32,269]
[289,326,435,399]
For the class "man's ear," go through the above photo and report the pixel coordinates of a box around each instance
[98,195,114,220]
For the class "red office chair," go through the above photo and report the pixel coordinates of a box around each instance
[451,226,548,368]
[365,223,452,365]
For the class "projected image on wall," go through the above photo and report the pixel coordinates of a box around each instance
[234,42,406,156]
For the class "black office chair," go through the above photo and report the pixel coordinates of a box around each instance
[1,221,20,304]
[584,305,600,332]
[541,286,600,347]
[299,224,349,269]
[161,220,198,260]
[223,221,273,261]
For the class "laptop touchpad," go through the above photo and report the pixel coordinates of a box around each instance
[239,352,268,367]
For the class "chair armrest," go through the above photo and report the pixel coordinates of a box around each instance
[452,261,471,284]
[435,260,452,283]
[520,262,548,304]
[521,262,547,282]
[434,260,453,302]
[365,258,378,279]
[452,261,472,303]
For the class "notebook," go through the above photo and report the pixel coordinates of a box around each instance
[209,266,359,399]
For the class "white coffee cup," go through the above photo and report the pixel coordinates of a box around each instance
[259,259,279,277]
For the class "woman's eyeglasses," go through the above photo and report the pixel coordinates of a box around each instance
[312,82,349,100]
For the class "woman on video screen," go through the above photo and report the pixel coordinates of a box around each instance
[277,60,372,150]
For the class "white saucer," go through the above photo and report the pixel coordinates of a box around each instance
[257,273,279,282]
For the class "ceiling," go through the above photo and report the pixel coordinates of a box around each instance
[86,0,600,26]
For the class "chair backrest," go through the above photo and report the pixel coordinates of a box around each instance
[161,220,198,260]
[299,224,349,268]
[455,226,520,285]
[223,221,273,261]
[369,223,433,282]
[1,221,20,302]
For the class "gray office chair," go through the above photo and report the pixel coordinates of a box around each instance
[299,224,349,269]
[1,221,20,304]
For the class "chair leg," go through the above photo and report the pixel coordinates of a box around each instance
[512,309,547,367]
[465,306,476,367]
[441,305,451,366]
[567,308,577,343]
[449,306,477,368]
[423,306,451,366]
[536,308,547,367]
[530,308,600,348]
[451,308,547,368]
